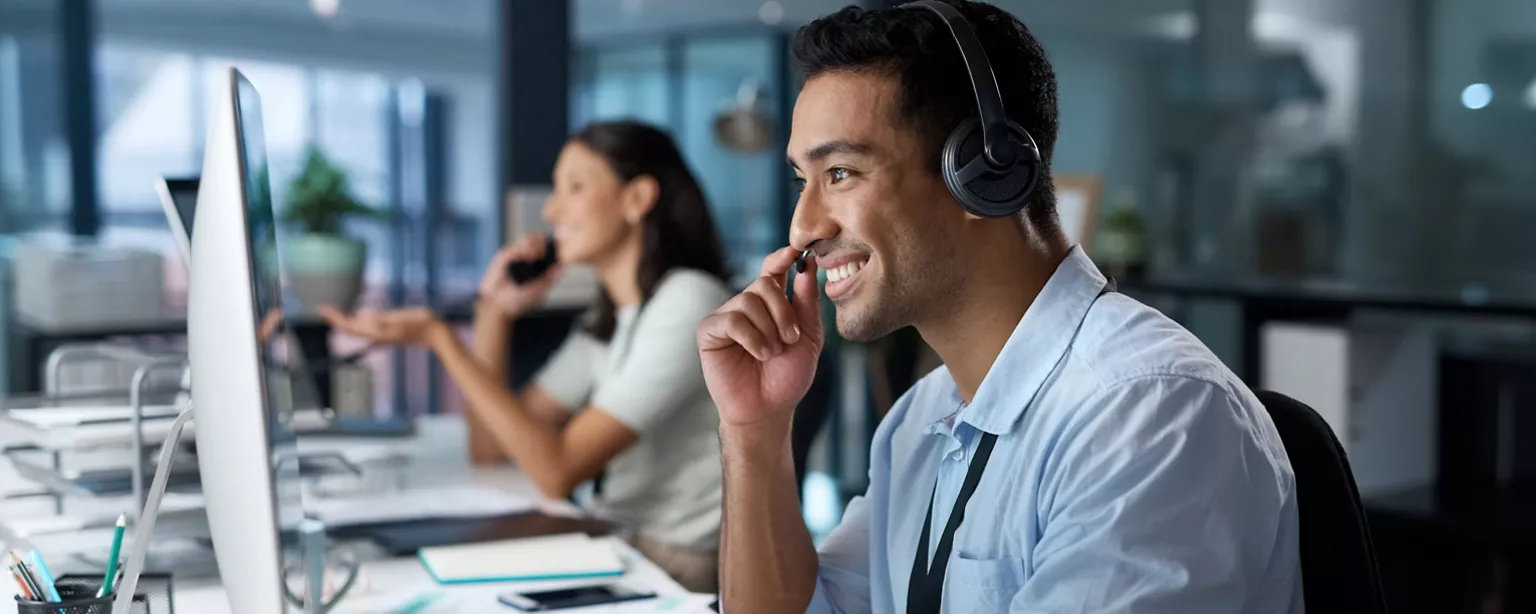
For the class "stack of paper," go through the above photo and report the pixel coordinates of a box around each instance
[5,404,183,428]
[309,485,535,527]
[419,533,625,584]
[1,404,191,450]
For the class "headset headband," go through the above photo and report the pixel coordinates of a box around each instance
[902,0,1016,168]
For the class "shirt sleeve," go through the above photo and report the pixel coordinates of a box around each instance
[588,273,730,434]
[532,327,599,413]
[805,495,873,614]
[1014,375,1299,613]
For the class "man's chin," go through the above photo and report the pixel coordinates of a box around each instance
[834,308,901,343]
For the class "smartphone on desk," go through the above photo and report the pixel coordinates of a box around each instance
[497,583,656,611]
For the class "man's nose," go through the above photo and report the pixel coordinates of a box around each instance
[789,188,838,252]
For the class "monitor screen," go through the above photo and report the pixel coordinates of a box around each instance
[233,72,305,535]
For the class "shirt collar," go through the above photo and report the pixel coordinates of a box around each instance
[961,245,1109,435]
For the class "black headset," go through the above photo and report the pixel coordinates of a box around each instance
[903,0,1042,218]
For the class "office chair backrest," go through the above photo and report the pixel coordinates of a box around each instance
[1255,389,1389,614]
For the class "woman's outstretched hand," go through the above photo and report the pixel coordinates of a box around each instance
[318,305,448,347]
[479,233,564,319]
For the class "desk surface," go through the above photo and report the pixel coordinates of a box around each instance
[0,415,707,613]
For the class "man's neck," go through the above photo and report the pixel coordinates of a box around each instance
[917,234,1070,404]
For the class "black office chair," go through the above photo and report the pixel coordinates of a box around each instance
[1254,389,1389,614]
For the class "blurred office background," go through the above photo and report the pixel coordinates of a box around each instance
[3,0,1535,610]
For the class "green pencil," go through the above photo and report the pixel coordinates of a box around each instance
[389,592,444,614]
[98,514,126,598]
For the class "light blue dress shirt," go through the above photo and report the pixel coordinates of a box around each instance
[807,247,1303,613]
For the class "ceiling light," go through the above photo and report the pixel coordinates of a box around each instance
[1524,78,1536,109]
[759,1,785,26]
[1461,83,1493,110]
[310,0,339,20]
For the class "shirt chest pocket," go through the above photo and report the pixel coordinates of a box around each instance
[941,554,1026,612]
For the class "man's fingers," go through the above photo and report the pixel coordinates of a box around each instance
[735,294,784,356]
[698,311,773,361]
[757,246,803,280]
[791,255,822,331]
[746,278,800,345]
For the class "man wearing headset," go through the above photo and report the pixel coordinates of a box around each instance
[696,1,1303,612]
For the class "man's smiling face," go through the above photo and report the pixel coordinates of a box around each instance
[788,70,968,342]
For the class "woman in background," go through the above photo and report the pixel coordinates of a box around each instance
[321,120,733,592]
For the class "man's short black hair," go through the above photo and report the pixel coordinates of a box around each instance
[791,0,1060,231]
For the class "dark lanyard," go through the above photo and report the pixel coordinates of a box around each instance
[906,431,1000,614]
[906,275,1116,613]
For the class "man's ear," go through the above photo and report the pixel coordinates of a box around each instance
[622,175,660,224]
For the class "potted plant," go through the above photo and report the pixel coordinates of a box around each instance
[1096,191,1148,281]
[278,147,387,318]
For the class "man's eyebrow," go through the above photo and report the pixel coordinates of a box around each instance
[787,140,875,170]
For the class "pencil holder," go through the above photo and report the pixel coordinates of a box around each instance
[13,573,173,614]
[13,584,120,614]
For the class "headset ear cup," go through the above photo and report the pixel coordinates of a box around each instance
[940,118,1042,218]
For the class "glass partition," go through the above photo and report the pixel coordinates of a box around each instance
[575,33,787,279]
[0,0,68,397]
[680,36,780,278]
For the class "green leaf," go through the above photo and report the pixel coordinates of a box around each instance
[280,146,386,236]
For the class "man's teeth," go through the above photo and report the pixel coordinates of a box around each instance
[826,260,864,283]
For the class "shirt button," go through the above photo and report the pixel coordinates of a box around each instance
[950,451,964,461]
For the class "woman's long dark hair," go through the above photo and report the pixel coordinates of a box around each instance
[573,120,731,341]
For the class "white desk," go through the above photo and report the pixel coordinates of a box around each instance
[1,415,711,613]
[162,536,704,614]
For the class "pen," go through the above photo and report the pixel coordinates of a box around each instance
[28,550,62,602]
[8,553,42,602]
[7,562,37,600]
[98,513,127,597]
[389,591,444,614]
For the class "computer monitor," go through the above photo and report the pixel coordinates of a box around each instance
[155,176,199,266]
[187,67,303,614]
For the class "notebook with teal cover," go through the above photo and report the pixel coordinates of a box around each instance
[417,532,625,584]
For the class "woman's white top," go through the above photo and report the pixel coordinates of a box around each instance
[534,268,733,550]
